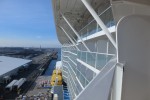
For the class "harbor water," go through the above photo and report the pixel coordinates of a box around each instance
[43,49,61,76]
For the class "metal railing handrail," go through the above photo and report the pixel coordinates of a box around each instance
[78,6,112,33]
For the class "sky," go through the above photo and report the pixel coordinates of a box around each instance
[0,0,61,48]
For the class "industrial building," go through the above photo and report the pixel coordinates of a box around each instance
[0,56,31,80]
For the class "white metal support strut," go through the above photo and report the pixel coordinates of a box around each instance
[112,63,123,100]
[60,26,80,51]
[81,0,117,49]
[61,13,91,52]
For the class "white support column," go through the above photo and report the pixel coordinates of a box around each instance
[81,0,117,49]
[61,13,91,52]
[60,26,80,51]
[112,63,123,100]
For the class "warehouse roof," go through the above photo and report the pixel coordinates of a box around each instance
[0,56,32,76]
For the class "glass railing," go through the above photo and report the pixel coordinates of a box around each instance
[62,47,77,54]
[87,52,96,67]
[77,50,115,71]
[96,54,114,70]
[78,6,115,39]
[71,50,77,54]
[62,49,77,64]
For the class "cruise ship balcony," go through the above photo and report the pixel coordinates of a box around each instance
[78,6,116,42]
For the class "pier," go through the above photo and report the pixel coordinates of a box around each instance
[0,50,59,100]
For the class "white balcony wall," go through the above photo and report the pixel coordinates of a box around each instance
[117,15,150,100]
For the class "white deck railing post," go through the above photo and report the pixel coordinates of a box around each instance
[81,0,117,49]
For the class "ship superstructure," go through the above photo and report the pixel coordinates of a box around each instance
[52,0,150,100]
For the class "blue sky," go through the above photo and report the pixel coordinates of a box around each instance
[0,0,61,48]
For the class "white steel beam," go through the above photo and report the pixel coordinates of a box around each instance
[60,26,80,51]
[81,0,117,49]
[61,13,91,52]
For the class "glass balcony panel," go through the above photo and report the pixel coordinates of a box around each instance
[71,64,77,74]
[68,80,75,99]
[76,69,80,80]
[63,66,68,72]
[96,54,114,70]
[79,73,86,87]
[96,54,107,70]
[75,86,79,95]
[79,64,86,77]
[107,55,114,62]
[74,50,77,54]
[99,7,115,28]
[85,68,94,82]
[85,80,89,87]
[71,49,77,54]
[78,7,115,39]
[71,77,82,93]
[80,27,88,38]
[87,52,96,67]
[70,54,77,63]
[87,20,97,36]
[78,51,81,59]
[81,51,86,62]
[76,80,83,93]
[63,71,68,78]
[76,63,81,72]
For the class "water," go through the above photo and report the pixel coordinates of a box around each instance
[44,60,57,76]
[43,48,61,76]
